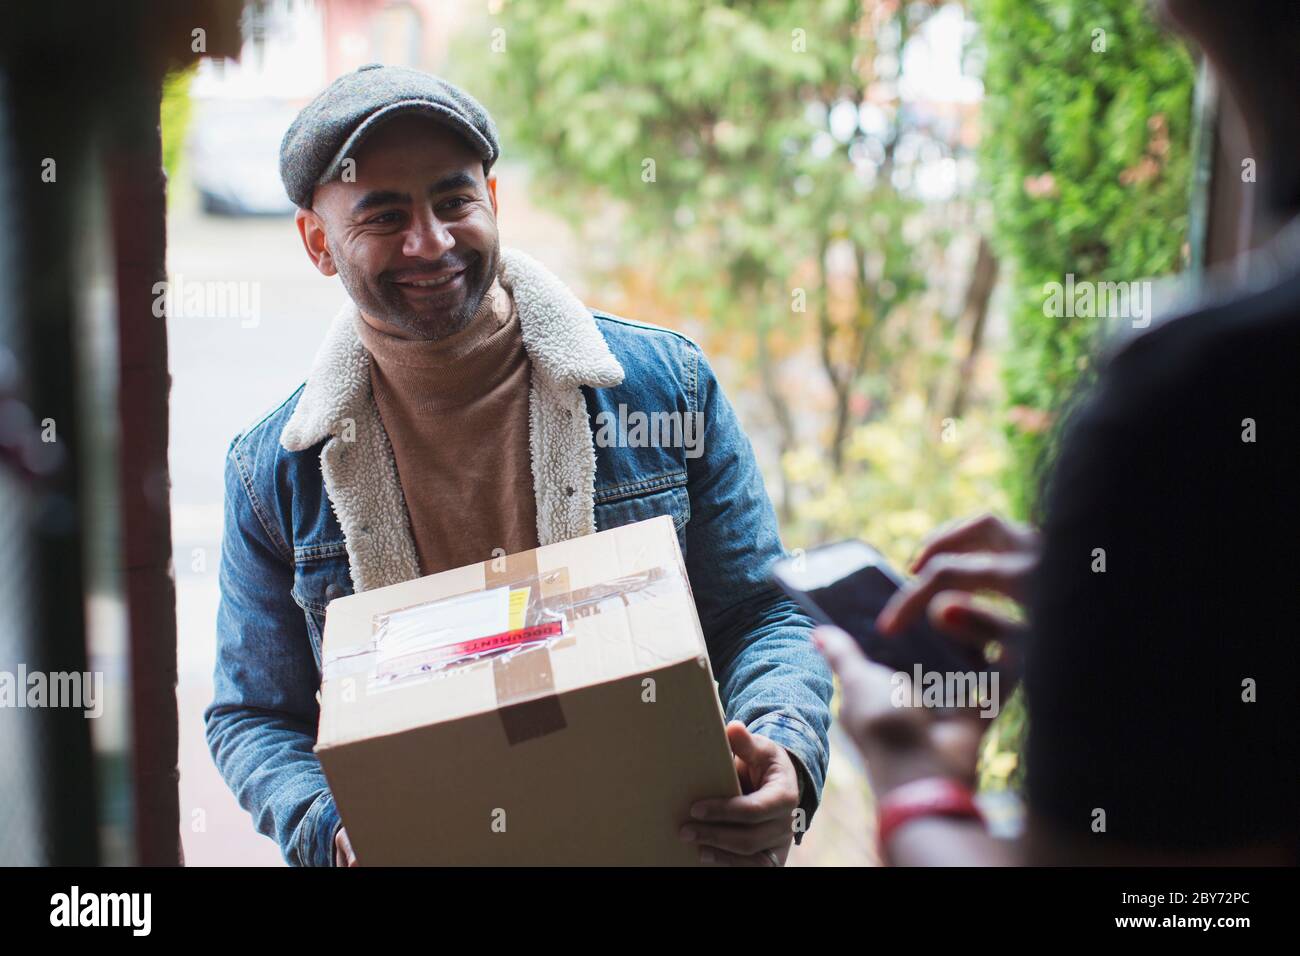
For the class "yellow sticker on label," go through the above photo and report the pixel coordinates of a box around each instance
[507,586,531,631]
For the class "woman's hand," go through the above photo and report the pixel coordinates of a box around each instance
[878,512,1038,667]
[813,625,988,794]
[813,513,1039,797]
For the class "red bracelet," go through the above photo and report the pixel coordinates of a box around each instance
[876,776,984,864]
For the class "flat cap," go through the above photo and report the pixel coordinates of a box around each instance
[279,63,500,208]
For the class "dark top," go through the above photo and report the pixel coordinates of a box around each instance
[1025,232,1300,853]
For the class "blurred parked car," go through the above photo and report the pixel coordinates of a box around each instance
[189,100,299,216]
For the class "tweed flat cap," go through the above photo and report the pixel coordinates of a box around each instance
[279,63,500,208]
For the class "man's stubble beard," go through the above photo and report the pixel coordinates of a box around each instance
[334,238,501,341]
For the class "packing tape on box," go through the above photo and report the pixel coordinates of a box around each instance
[485,549,567,745]
[320,556,682,745]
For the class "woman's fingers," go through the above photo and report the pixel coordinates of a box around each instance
[813,625,931,749]
[928,718,987,787]
[928,591,1024,699]
[813,625,912,725]
[812,625,882,698]
[910,513,1037,574]
[927,591,1019,647]
[878,551,1034,636]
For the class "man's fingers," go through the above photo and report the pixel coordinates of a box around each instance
[699,845,782,867]
[724,720,766,765]
[682,818,792,856]
[733,753,752,791]
[335,826,357,867]
[725,722,769,792]
[910,513,1029,573]
[878,552,1031,636]
[689,782,792,825]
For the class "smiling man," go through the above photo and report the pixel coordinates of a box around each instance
[204,65,832,867]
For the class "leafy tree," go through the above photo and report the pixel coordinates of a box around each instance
[472,0,968,502]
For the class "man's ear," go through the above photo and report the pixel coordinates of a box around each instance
[295,207,337,277]
[486,174,498,216]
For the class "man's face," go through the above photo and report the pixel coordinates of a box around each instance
[299,115,500,340]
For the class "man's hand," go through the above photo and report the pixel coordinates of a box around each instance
[334,825,358,867]
[681,721,800,866]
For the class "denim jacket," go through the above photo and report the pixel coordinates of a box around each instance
[204,247,832,866]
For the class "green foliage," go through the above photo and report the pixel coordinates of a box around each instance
[784,394,1011,565]
[474,0,974,490]
[974,0,1195,518]
[480,0,845,244]
[474,0,885,306]
[161,65,197,193]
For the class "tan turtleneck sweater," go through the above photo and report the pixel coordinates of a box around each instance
[354,278,540,577]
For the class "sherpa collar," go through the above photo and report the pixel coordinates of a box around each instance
[276,246,626,594]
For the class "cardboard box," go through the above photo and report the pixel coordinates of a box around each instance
[315,515,740,865]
